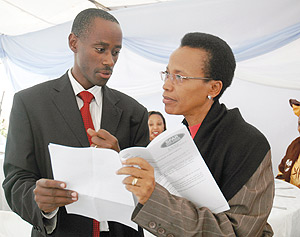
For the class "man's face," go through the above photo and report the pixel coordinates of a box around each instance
[70,18,122,89]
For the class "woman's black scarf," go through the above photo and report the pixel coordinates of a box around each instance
[183,100,270,201]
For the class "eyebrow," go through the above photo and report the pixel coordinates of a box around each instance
[95,41,122,49]
[166,67,184,74]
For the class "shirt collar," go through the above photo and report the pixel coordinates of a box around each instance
[68,69,102,105]
[189,123,201,139]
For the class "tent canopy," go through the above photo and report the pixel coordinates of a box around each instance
[0,0,171,35]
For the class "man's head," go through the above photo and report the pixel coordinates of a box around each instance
[71,8,119,39]
[69,8,122,89]
[180,32,236,100]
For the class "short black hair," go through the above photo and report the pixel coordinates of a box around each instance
[180,32,236,100]
[148,111,167,131]
[71,8,119,38]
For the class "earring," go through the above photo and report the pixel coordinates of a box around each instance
[207,95,212,100]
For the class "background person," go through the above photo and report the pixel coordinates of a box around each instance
[2,8,148,237]
[276,99,300,187]
[148,111,166,141]
[117,32,274,236]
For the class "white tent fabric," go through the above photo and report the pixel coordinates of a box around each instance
[0,0,300,175]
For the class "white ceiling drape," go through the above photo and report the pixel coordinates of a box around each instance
[1,0,300,91]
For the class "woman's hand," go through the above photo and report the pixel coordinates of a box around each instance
[116,157,155,204]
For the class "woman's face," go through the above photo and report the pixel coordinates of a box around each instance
[162,46,213,120]
[148,114,165,141]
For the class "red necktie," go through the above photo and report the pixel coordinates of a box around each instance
[78,91,100,237]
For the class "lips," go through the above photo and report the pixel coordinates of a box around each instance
[163,95,176,104]
[151,131,160,138]
[97,70,112,79]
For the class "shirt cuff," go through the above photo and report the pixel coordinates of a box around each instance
[41,208,59,219]
[41,208,59,234]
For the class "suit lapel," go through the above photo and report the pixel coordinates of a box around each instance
[50,73,89,147]
[101,86,122,136]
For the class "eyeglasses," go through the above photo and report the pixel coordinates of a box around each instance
[160,71,213,84]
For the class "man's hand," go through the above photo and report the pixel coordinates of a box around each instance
[87,128,120,152]
[116,157,155,204]
[33,179,78,213]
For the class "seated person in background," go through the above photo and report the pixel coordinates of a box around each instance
[148,111,166,141]
[117,32,274,236]
[276,99,300,188]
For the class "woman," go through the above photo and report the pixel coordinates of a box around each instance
[276,99,300,187]
[117,33,274,236]
[148,111,166,141]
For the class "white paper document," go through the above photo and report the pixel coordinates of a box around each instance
[49,124,229,230]
[49,144,137,230]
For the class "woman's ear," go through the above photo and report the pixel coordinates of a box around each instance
[209,80,223,98]
[68,33,78,53]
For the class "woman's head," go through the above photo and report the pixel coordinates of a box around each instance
[148,111,166,141]
[162,32,235,125]
[180,32,236,101]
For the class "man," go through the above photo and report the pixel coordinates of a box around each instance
[3,8,148,237]
[117,32,274,236]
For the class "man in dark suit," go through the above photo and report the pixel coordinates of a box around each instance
[2,8,149,237]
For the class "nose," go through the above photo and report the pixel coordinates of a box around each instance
[162,77,173,91]
[103,52,115,67]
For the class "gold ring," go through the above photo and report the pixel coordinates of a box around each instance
[131,177,138,186]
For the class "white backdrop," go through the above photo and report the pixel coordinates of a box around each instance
[0,0,300,175]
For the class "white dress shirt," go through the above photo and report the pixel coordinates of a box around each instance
[68,69,103,131]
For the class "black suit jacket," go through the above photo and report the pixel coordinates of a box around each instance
[2,73,149,236]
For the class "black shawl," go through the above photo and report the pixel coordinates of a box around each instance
[183,100,270,201]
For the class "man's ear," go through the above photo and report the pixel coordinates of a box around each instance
[209,80,223,98]
[68,33,78,53]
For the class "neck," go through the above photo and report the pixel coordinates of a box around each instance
[71,67,94,90]
[185,100,213,126]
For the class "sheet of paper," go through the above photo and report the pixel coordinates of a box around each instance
[148,125,229,214]
[48,143,137,230]
[119,147,180,196]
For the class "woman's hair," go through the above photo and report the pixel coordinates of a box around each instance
[180,32,236,100]
[148,111,167,131]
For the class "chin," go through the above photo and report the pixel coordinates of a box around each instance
[165,109,180,115]
[95,79,109,87]
[164,106,180,115]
